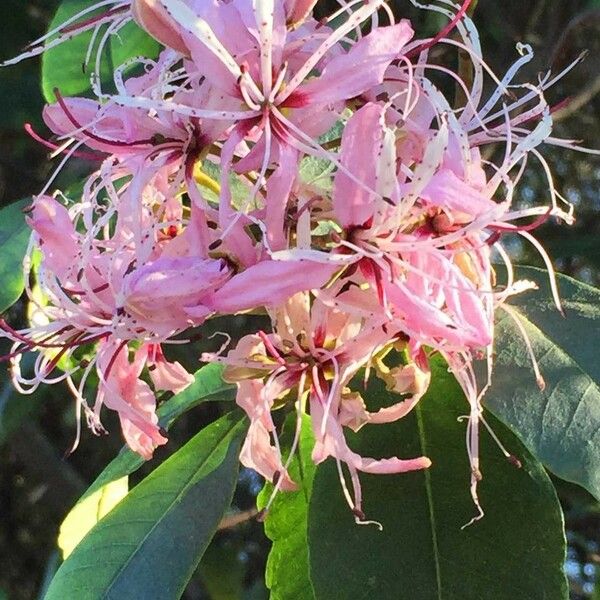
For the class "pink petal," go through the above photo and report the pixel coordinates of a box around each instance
[265,144,298,251]
[369,363,431,424]
[310,395,430,474]
[286,21,413,108]
[123,256,229,329]
[97,342,167,459]
[284,0,317,26]
[206,260,336,313]
[146,344,194,393]
[333,103,384,228]
[420,168,497,217]
[27,195,79,281]
[240,419,297,491]
[236,380,297,490]
[132,0,190,55]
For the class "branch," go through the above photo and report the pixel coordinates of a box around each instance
[217,508,259,531]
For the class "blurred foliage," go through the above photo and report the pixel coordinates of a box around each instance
[0,1,598,599]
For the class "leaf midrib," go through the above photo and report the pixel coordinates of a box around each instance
[415,405,443,600]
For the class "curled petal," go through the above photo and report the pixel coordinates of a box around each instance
[369,362,431,424]
[338,391,369,433]
[310,395,430,475]
[123,256,230,330]
[240,419,297,491]
[236,380,296,490]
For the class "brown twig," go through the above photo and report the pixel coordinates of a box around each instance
[217,508,259,531]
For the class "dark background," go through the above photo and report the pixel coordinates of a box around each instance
[0,1,598,598]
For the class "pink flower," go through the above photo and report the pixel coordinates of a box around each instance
[211,293,431,521]
[122,255,230,334]
[3,0,591,523]
[112,0,414,230]
[96,341,167,459]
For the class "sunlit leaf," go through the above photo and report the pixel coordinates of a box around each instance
[57,477,128,558]
[42,0,159,102]
[41,0,112,102]
[109,20,160,75]
[257,414,316,600]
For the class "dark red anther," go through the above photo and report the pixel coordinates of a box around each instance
[272,470,281,486]
[352,508,366,521]
[508,455,522,469]
[256,509,268,523]
[486,231,502,246]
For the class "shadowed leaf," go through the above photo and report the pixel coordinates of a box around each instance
[308,357,567,600]
[46,411,247,600]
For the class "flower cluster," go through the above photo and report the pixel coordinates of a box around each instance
[2,0,588,524]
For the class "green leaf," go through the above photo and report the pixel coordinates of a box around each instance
[308,357,568,600]
[257,414,316,600]
[485,266,600,501]
[80,362,235,502]
[199,541,246,600]
[299,155,334,190]
[45,411,247,600]
[0,199,30,313]
[157,362,235,429]
[58,477,128,559]
[42,0,112,102]
[42,0,160,102]
[109,21,160,75]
